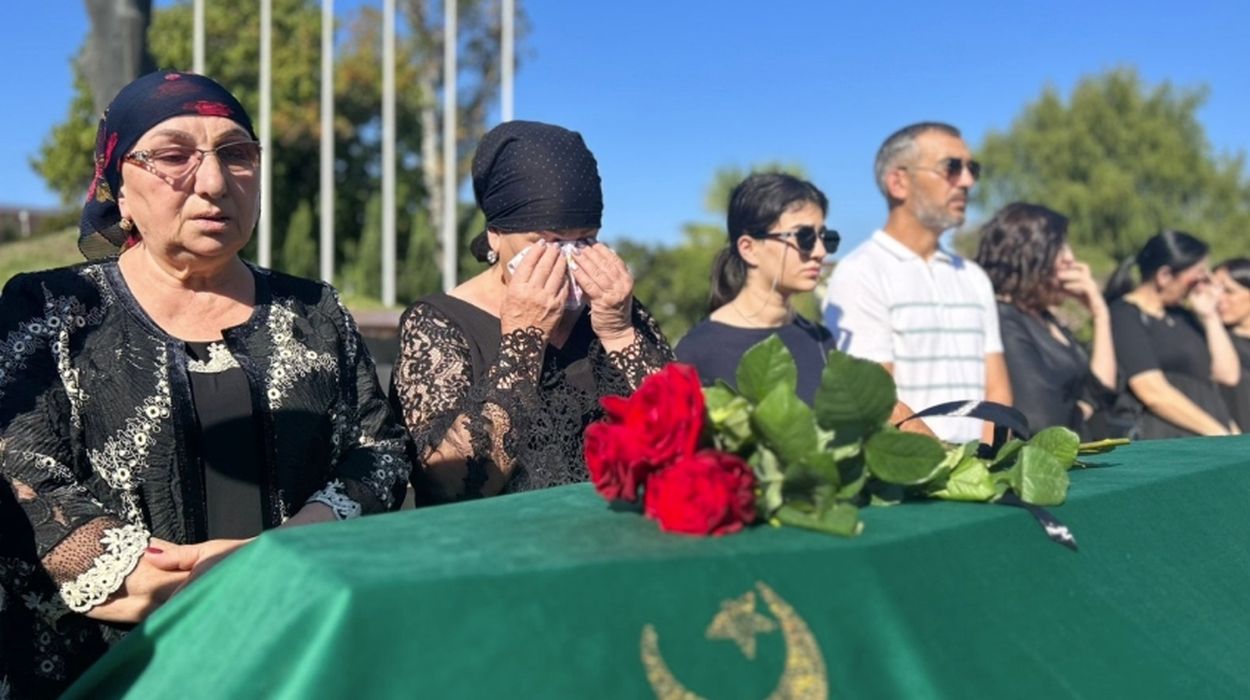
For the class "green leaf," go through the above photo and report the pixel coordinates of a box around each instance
[931,456,996,502]
[1078,437,1131,455]
[749,447,785,516]
[751,386,819,466]
[1029,427,1080,468]
[836,458,867,499]
[792,450,840,487]
[863,428,948,485]
[736,336,798,404]
[1011,445,1070,506]
[775,502,863,537]
[813,350,897,437]
[990,438,1025,470]
[867,482,905,507]
[706,392,753,452]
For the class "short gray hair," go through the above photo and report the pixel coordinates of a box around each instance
[873,122,962,200]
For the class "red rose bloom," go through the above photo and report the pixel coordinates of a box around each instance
[584,422,649,502]
[643,450,756,536]
[600,363,704,468]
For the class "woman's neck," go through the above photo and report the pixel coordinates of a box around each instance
[120,244,249,293]
[1234,319,1250,338]
[718,281,793,329]
[1124,284,1165,315]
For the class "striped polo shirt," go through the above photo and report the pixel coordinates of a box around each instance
[822,230,1002,443]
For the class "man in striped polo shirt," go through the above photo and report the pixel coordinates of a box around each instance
[822,122,1012,443]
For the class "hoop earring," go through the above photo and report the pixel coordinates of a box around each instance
[487,249,499,265]
[119,218,134,231]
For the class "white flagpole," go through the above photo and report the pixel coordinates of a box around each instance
[382,0,397,306]
[441,0,458,292]
[258,0,272,268]
[320,0,335,284]
[193,0,205,74]
[501,0,513,122]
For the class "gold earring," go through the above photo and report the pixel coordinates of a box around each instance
[119,218,134,232]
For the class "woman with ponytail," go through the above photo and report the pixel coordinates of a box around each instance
[1214,258,1250,430]
[1105,231,1240,438]
[675,173,839,403]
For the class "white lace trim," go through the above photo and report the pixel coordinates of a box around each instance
[187,342,241,373]
[58,523,150,613]
[0,675,11,700]
[308,479,363,520]
[265,301,337,410]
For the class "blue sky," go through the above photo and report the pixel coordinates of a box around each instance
[4,1,1248,252]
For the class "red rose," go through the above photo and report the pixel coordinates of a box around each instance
[584,422,650,502]
[600,363,705,468]
[643,450,756,536]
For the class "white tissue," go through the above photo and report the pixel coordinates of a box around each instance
[506,241,587,310]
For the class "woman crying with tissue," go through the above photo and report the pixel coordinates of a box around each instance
[390,121,672,503]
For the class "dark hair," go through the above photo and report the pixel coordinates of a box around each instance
[1104,230,1209,302]
[1216,257,1250,290]
[708,172,829,312]
[974,203,1068,311]
[874,121,962,201]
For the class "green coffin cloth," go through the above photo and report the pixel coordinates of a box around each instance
[68,436,1250,699]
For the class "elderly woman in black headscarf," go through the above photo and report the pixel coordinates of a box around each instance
[390,120,672,503]
[0,72,407,697]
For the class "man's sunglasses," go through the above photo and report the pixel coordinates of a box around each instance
[747,225,840,255]
[904,157,981,183]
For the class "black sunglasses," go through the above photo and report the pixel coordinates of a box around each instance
[905,157,981,183]
[747,225,840,255]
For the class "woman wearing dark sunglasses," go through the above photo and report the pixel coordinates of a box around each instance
[676,173,834,402]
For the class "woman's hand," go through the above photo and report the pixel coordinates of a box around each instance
[1057,261,1106,316]
[145,537,254,596]
[569,242,635,346]
[1189,280,1222,321]
[500,241,569,341]
[83,537,190,623]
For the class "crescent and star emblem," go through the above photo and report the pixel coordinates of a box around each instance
[640,582,828,700]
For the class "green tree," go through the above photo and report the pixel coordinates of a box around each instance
[280,199,318,279]
[398,207,441,301]
[619,162,813,342]
[31,67,98,206]
[971,68,1250,271]
[349,193,383,298]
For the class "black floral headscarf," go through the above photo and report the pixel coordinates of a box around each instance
[78,70,256,260]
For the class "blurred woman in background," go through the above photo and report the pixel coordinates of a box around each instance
[1104,231,1239,438]
[974,203,1117,439]
[1214,258,1250,431]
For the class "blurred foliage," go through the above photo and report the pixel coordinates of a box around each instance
[965,68,1250,274]
[0,230,84,288]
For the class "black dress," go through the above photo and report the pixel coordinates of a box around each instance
[1108,299,1233,439]
[0,261,408,698]
[997,303,1117,440]
[389,293,672,503]
[1221,334,1250,432]
[674,316,835,404]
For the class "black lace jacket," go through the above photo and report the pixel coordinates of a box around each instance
[0,261,408,697]
[390,293,672,503]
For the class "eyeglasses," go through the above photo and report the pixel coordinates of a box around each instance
[747,225,840,256]
[124,140,262,183]
[903,157,981,183]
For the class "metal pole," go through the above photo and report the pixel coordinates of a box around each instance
[320,0,335,284]
[258,0,272,267]
[381,0,397,305]
[441,0,458,292]
[193,0,205,74]
[501,0,513,122]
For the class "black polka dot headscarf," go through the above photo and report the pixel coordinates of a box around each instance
[469,120,603,262]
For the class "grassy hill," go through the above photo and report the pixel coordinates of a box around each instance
[0,229,83,288]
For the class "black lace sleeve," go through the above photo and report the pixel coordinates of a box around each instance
[305,291,411,518]
[593,298,675,396]
[390,302,546,502]
[0,273,149,613]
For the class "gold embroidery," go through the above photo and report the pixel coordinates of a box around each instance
[640,582,828,700]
